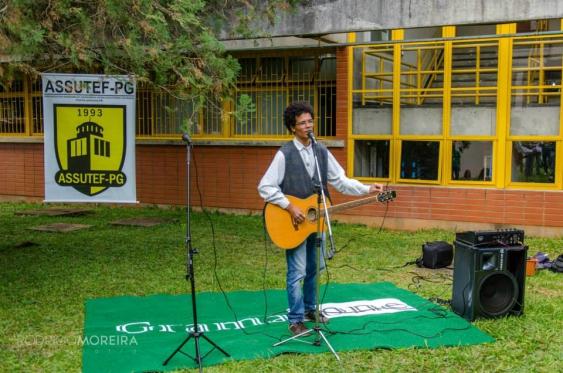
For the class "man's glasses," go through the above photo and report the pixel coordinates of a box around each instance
[295,119,314,126]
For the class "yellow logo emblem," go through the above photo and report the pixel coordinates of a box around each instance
[54,105,127,196]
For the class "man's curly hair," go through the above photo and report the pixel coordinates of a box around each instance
[283,101,314,133]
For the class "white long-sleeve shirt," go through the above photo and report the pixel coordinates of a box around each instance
[258,138,370,209]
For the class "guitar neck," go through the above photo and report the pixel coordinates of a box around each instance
[322,194,386,215]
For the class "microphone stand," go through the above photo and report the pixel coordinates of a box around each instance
[273,132,340,361]
[310,132,337,260]
[163,133,230,372]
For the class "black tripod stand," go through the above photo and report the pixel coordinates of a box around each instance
[163,133,229,372]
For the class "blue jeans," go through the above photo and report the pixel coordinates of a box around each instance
[286,233,326,324]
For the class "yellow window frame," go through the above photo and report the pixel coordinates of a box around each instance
[348,23,563,191]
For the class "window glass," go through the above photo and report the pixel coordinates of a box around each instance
[456,24,496,37]
[516,19,561,33]
[452,141,493,181]
[352,45,393,105]
[510,106,560,136]
[258,57,285,82]
[136,87,153,136]
[258,91,286,136]
[0,79,24,93]
[0,97,25,134]
[318,86,336,137]
[0,72,26,134]
[354,140,390,178]
[400,43,444,135]
[318,56,337,81]
[510,40,562,136]
[288,57,315,82]
[400,106,442,135]
[403,27,442,41]
[29,78,43,134]
[511,141,556,183]
[230,53,336,137]
[32,96,44,134]
[154,94,193,136]
[352,46,392,134]
[451,44,498,106]
[201,96,222,135]
[451,107,496,136]
[290,88,313,105]
[400,44,444,106]
[352,106,392,135]
[355,30,390,43]
[234,92,257,136]
[450,42,498,136]
[238,58,257,83]
[400,141,440,180]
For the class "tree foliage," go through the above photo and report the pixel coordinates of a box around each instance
[0,0,299,98]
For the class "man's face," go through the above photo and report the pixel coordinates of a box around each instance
[293,112,314,144]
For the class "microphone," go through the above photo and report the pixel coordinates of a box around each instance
[181,132,192,144]
[307,131,317,144]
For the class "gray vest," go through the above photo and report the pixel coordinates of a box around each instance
[280,141,330,199]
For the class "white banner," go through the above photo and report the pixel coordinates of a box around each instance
[320,298,417,319]
[42,73,136,203]
[114,298,418,335]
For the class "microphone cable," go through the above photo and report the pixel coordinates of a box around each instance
[192,149,282,340]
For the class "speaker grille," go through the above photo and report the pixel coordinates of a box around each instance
[478,272,519,317]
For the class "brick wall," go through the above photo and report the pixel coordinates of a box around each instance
[331,185,563,230]
[0,143,44,197]
[136,145,277,209]
[1,142,562,235]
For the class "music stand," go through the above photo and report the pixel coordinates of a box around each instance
[163,133,230,372]
[273,133,340,361]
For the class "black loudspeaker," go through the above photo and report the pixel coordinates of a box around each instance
[452,240,527,321]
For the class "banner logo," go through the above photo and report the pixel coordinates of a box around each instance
[114,298,417,335]
[53,105,127,196]
[43,73,136,203]
[320,298,417,319]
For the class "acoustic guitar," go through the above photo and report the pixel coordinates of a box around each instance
[264,190,396,249]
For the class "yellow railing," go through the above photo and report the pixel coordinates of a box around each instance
[525,18,550,102]
[450,41,499,105]
[513,37,563,105]
[360,42,446,106]
[361,47,394,104]
[0,78,42,136]
[228,54,337,138]
[402,45,445,105]
[0,53,337,140]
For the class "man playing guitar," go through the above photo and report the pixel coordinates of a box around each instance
[258,101,384,336]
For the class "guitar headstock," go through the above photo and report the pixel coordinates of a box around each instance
[377,190,397,202]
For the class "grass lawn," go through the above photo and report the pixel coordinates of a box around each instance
[1,202,562,372]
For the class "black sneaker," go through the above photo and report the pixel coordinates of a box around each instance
[288,322,311,336]
[304,310,329,324]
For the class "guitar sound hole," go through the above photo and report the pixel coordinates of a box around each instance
[306,208,317,222]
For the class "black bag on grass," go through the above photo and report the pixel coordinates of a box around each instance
[416,241,453,269]
[551,254,563,273]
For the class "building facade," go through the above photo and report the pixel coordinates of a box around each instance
[1,19,563,236]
